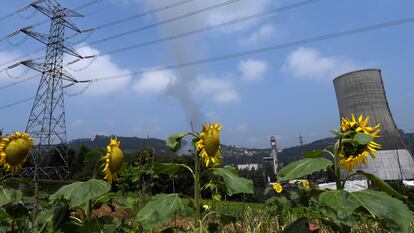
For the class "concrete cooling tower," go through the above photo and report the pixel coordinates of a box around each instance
[333,69,414,180]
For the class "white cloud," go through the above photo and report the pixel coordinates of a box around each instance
[282,47,360,80]
[65,44,132,96]
[197,76,239,104]
[132,69,176,94]
[240,24,276,45]
[238,59,268,81]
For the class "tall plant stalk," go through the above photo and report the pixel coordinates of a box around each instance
[194,155,201,227]
[334,137,343,190]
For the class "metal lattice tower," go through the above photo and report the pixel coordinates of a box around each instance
[19,0,83,179]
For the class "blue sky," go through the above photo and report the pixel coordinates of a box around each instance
[0,0,413,149]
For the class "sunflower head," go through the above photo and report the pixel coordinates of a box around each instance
[102,138,125,183]
[0,132,33,174]
[302,180,310,189]
[272,182,283,193]
[339,114,382,172]
[195,123,223,167]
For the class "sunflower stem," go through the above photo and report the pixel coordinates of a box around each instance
[194,155,201,228]
[334,137,343,190]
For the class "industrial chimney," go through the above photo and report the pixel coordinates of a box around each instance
[333,69,414,180]
[270,136,278,174]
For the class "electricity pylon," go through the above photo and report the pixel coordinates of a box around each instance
[19,0,84,179]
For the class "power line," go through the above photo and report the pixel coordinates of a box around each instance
[0,0,193,69]
[2,10,413,109]
[64,0,196,44]
[0,96,34,110]
[83,15,414,83]
[0,0,101,42]
[73,0,103,11]
[87,0,242,46]
[88,0,194,31]
[0,0,43,22]
[0,75,39,90]
[72,0,321,61]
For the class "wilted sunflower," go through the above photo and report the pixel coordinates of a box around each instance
[272,182,283,193]
[195,123,223,167]
[102,138,124,183]
[339,114,382,172]
[0,132,33,174]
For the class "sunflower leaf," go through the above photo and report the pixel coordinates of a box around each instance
[152,162,190,175]
[212,167,254,195]
[264,186,273,195]
[354,132,373,145]
[318,190,361,227]
[0,186,21,206]
[304,150,326,158]
[354,170,406,199]
[166,132,190,152]
[282,217,310,233]
[49,179,111,208]
[330,129,342,136]
[277,158,333,182]
[351,190,414,233]
[136,193,185,230]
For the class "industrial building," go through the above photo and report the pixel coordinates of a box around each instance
[333,69,414,180]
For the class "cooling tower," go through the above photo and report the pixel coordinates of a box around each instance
[333,69,414,180]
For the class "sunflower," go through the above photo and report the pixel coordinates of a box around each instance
[339,114,382,172]
[0,132,33,174]
[302,180,310,189]
[102,138,125,183]
[195,123,223,167]
[272,182,283,193]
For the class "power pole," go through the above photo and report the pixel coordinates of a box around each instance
[19,0,84,179]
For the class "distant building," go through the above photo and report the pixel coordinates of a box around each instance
[334,69,414,180]
[237,164,260,170]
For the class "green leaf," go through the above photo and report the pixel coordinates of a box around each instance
[212,193,221,202]
[318,190,361,226]
[33,207,54,233]
[354,132,373,145]
[352,190,414,233]
[219,213,236,225]
[152,162,187,175]
[277,158,333,182]
[282,217,310,233]
[331,129,342,136]
[354,170,405,199]
[0,186,21,206]
[166,132,190,152]
[264,186,273,195]
[289,191,300,200]
[136,193,185,230]
[0,209,10,233]
[356,170,407,199]
[304,150,325,158]
[49,179,111,208]
[212,167,253,195]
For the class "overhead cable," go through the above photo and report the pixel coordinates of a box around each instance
[72,0,321,61]
[88,0,242,46]
[0,75,39,90]
[84,15,414,82]
[0,0,43,22]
